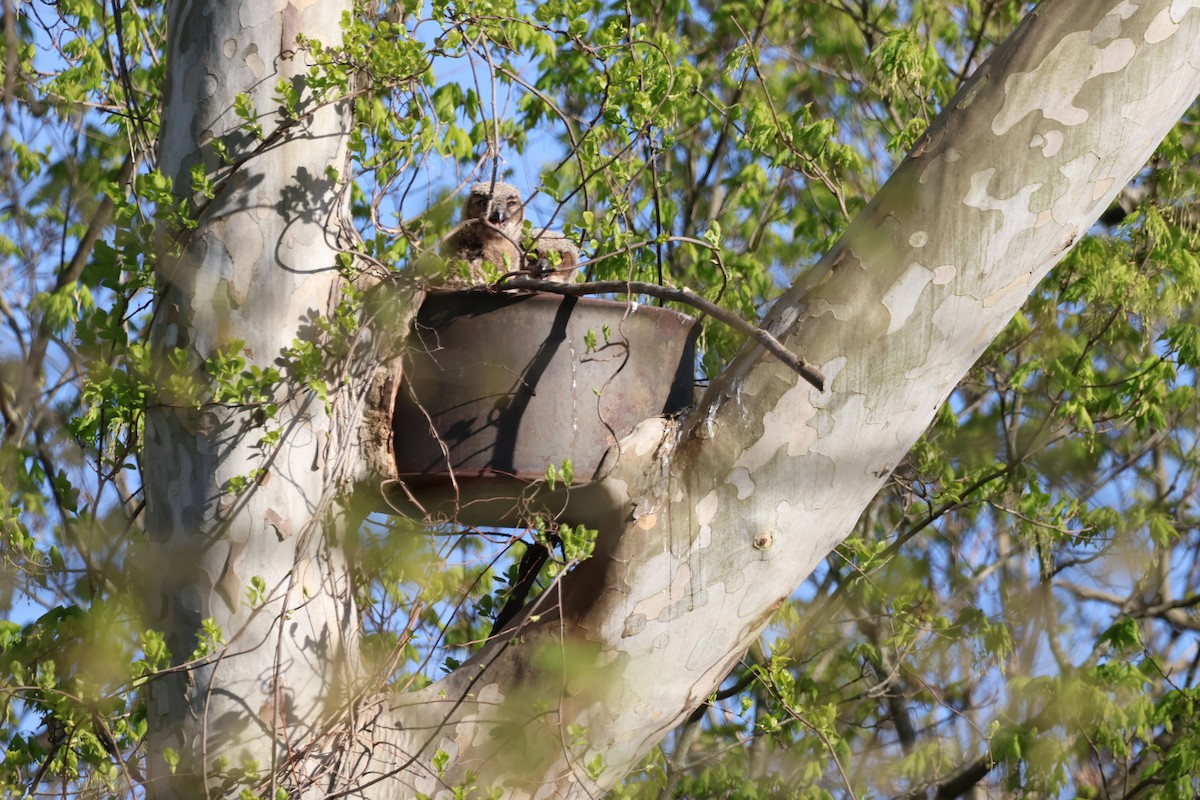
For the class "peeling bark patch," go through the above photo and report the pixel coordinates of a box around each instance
[930,293,986,343]
[726,467,754,500]
[765,303,800,337]
[282,4,302,54]
[696,489,718,540]
[1146,1,1200,43]
[908,231,928,248]
[812,356,847,400]
[811,394,868,459]
[963,169,1041,270]
[265,508,292,540]
[1053,152,1104,223]
[881,263,933,334]
[932,264,956,284]
[1094,1,1139,39]
[222,38,237,59]
[258,694,288,730]
[1120,73,1200,148]
[220,275,246,309]
[984,272,1035,310]
[809,295,854,321]
[630,557,694,623]
[244,44,265,78]
[215,539,248,611]
[239,1,277,28]
[730,392,818,481]
[954,78,986,112]
[687,620,752,681]
[1031,129,1064,157]
[993,32,1135,135]
[211,208,265,281]
[635,513,658,530]
[684,628,734,681]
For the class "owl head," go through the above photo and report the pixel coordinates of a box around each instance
[463,182,524,233]
[527,230,581,282]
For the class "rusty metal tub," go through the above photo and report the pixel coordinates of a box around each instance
[391,290,697,520]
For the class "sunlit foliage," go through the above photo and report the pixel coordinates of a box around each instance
[1,0,1199,796]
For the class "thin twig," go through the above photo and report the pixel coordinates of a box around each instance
[489,277,827,391]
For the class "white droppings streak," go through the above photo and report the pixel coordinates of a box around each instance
[697,489,718,527]
[701,398,719,439]
[693,489,719,548]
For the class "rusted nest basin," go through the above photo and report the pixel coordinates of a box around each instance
[391,289,698,521]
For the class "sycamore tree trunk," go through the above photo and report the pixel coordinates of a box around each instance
[142,0,1200,797]
[143,0,362,795]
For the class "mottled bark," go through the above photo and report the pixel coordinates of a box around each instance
[142,0,358,795]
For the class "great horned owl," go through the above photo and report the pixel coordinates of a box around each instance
[443,182,525,284]
[526,230,581,283]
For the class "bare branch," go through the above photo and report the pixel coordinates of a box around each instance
[489,277,828,391]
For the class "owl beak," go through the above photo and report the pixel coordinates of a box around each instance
[487,206,507,225]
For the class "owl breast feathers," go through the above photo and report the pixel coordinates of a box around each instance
[526,230,581,283]
[443,181,525,283]
[441,183,583,287]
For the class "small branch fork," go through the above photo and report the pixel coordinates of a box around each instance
[490,276,827,391]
